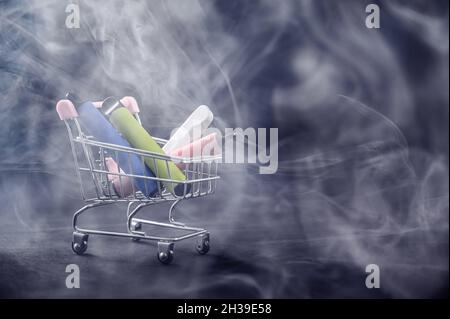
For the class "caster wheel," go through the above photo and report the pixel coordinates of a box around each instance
[72,242,87,255]
[130,220,142,242]
[157,251,174,264]
[196,233,210,255]
[72,232,88,255]
[157,242,174,265]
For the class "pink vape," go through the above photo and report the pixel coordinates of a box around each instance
[170,133,221,168]
[104,157,134,197]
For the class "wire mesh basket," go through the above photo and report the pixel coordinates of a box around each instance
[57,98,220,264]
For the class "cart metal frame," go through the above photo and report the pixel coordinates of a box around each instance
[63,109,220,264]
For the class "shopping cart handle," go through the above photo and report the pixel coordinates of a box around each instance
[92,101,103,108]
[56,99,79,120]
[57,95,140,120]
[119,96,140,115]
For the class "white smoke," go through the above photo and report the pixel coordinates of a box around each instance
[0,0,448,298]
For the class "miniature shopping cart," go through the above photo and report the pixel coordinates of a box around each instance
[57,98,220,264]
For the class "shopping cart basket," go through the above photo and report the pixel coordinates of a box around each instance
[56,98,220,264]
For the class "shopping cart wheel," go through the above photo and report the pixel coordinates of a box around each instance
[157,242,174,265]
[196,233,210,255]
[72,232,88,255]
[130,220,142,242]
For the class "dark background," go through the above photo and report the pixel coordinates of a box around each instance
[0,0,448,298]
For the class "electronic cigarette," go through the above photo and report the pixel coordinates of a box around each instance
[162,105,214,154]
[103,97,188,196]
[65,93,158,197]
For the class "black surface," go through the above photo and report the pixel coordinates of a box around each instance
[0,169,447,298]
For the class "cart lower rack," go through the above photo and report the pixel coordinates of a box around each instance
[57,98,220,264]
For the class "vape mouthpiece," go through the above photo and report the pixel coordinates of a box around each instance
[65,92,82,106]
[102,96,123,116]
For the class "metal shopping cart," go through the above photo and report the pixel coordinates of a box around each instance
[57,98,220,264]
